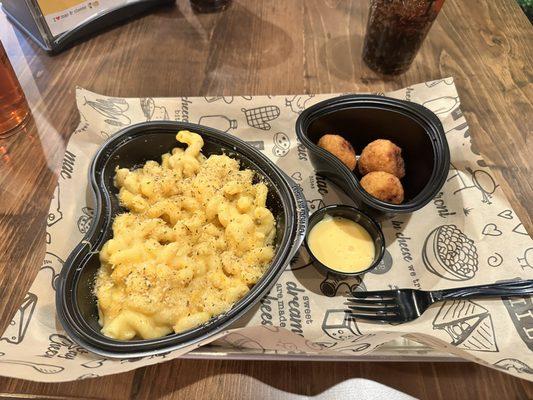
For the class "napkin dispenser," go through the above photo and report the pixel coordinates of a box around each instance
[2,0,173,54]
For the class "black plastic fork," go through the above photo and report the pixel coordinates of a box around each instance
[346,280,533,323]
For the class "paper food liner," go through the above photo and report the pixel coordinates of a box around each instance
[1,78,532,382]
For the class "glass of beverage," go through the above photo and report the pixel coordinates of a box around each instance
[362,0,445,75]
[190,0,232,13]
[0,41,29,138]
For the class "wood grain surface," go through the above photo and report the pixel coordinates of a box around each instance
[0,0,532,398]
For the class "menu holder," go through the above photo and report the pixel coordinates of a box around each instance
[2,0,173,54]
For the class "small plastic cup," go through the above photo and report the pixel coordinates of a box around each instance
[305,204,385,278]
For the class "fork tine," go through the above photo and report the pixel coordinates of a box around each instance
[349,290,396,299]
[345,296,396,304]
[349,306,401,315]
[350,313,403,323]
[347,304,399,313]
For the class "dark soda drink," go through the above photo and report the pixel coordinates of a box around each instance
[0,41,29,137]
[190,0,232,13]
[363,0,445,75]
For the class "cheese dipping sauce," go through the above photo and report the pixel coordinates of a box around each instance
[308,215,375,273]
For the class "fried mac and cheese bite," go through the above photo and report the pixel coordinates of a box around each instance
[358,139,405,178]
[317,134,357,171]
[96,130,276,340]
[360,171,404,205]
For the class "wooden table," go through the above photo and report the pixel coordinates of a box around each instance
[1,0,532,398]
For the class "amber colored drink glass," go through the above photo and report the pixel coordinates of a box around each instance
[0,42,29,138]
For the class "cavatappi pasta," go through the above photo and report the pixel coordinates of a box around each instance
[96,130,276,340]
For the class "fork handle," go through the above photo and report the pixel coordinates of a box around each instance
[431,280,533,301]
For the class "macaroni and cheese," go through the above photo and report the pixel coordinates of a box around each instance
[96,130,276,340]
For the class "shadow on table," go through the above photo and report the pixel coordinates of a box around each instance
[202,2,294,72]
[318,33,399,84]
[0,112,59,342]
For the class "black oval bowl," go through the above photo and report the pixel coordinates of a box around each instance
[56,121,307,358]
[304,205,385,277]
[296,95,450,217]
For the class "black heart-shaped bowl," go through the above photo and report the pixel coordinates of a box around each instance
[296,95,450,218]
[56,121,307,358]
